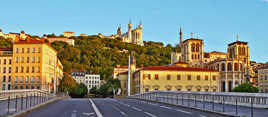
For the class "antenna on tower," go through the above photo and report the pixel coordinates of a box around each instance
[236,33,239,42]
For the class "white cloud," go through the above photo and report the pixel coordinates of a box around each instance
[264,0,268,3]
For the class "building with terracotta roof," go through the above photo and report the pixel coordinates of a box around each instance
[257,63,268,93]
[11,39,63,92]
[64,32,75,38]
[44,37,75,46]
[0,48,12,90]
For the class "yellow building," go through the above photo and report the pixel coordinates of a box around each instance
[11,39,62,92]
[0,48,12,90]
[64,32,75,38]
[258,64,268,93]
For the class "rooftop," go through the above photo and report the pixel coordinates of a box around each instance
[228,41,248,46]
[183,38,203,43]
[142,66,217,72]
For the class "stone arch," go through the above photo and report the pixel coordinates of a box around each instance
[227,62,232,71]
[234,63,239,71]
[191,43,195,52]
[196,43,200,52]
[221,63,225,71]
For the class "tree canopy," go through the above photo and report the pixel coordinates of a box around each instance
[231,83,259,93]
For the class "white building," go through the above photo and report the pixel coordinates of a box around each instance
[71,70,101,92]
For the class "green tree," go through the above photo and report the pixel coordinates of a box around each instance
[231,83,259,93]
[69,83,88,98]
[58,73,77,93]
[89,87,98,94]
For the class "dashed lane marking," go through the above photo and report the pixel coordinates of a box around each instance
[89,99,104,117]
[175,109,192,114]
[112,105,127,116]
[131,107,142,111]
[159,106,172,110]
[200,114,207,117]
[144,112,158,117]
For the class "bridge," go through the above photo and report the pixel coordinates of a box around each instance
[0,90,268,117]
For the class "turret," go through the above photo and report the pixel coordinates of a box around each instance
[138,21,142,29]
[128,20,132,31]
[117,24,122,36]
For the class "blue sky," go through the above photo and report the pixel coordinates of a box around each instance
[0,0,268,63]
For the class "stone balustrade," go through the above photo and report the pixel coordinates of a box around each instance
[0,90,49,101]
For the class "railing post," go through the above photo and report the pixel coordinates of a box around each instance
[203,95,205,109]
[21,95,23,111]
[26,94,28,109]
[30,94,32,107]
[222,96,225,112]
[182,94,184,105]
[176,94,179,105]
[212,94,214,111]
[187,94,190,107]
[236,97,238,115]
[8,96,10,114]
[251,97,254,117]
[15,95,18,112]
[194,95,197,107]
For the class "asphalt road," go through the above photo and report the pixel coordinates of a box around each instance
[25,98,226,117]
[25,98,97,117]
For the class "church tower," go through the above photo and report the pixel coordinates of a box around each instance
[117,24,122,36]
[128,20,132,43]
[179,27,183,49]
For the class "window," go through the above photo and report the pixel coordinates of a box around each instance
[32,66,35,73]
[155,88,159,91]
[21,66,24,73]
[31,76,35,83]
[187,75,191,80]
[227,63,232,71]
[3,67,6,73]
[2,76,6,82]
[38,48,41,53]
[213,89,217,92]
[15,67,18,73]
[16,48,19,53]
[20,76,24,83]
[145,88,149,92]
[2,84,5,90]
[9,59,11,64]
[38,57,40,63]
[15,76,18,83]
[15,57,19,63]
[22,48,24,53]
[167,74,171,80]
[27,57,30,63]
[221,63,225,71]
[26,66,29,73]
[26,76,29,83]
[27,48,30,53]
[8,76,11,82]
[37,76,40,83]
[177,89,181,91]
[205,75,209,80]
[4,59,6,64]
[21,57,24,63]
[37,66,40,73]
[197,75,201,80]
[20,86,23,89]
[155,74,159,80]
[32,48,35,53]
[187,89,192,91]
[8,67,11,73]
[191,43,195,52]
[205,89,209,92]
[213,75,216,81]
[197,89,201,92]
[31,86,34,89]
[177,75,181,80]
[32,57,35,63]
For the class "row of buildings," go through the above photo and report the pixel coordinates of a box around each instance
[0,37,63,92]
[71,70,101,92]
[114,27,259,96]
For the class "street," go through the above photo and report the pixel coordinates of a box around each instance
[25,98,226,117]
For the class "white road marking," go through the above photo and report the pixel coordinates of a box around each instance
[131,107,142,111]
[144,112,158,117]
[200,114,207,117]
[82,112,95,116]
[175,109,191,114]
[112,106,127,116]
[71,112,76,117]
[159,106,171,109]
[89,99,104,117]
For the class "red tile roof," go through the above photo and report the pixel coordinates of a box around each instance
[0,48,12,51]
[71,69,86,73]
[142,66,217,72]
[14,39,46,44]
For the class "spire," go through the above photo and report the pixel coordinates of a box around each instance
[179,27,183,47]
[236,33,239,42]
[190,32,193,38]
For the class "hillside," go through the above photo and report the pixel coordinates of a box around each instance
[51,36,180,80]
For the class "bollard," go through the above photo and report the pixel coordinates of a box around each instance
[8,96,10,114]
[251,97,254,117]
[15,95,18,112]
[236,97,238,115]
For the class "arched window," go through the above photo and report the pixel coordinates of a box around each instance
[221,63,225,71]
[191,43,195,52]
[196,43,199,52]
[217,64,220,71]
[227,63,232,71]
[234,63,239,71]
[238,47,242,55]
[242,47,245,55]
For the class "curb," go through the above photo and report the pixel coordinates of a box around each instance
[128,98,240,117]
[8,96,69,117]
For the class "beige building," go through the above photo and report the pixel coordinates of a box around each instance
[258,64,268,93]
[64,32,75,38]
[11,38,63,92]
[0,48,12,90]
[116,21,143,46]
[44,37,75,46]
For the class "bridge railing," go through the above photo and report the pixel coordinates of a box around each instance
[128,91,268,117]
[0,89,49,101]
